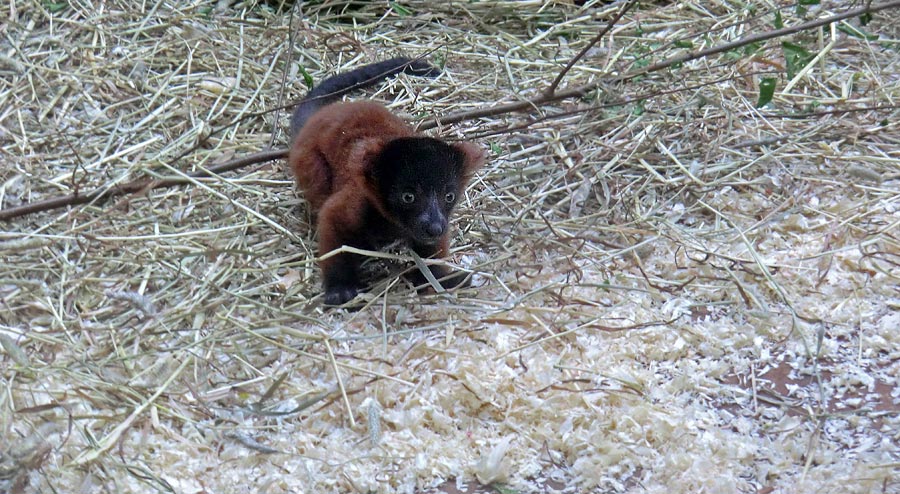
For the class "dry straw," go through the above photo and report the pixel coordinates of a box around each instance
[1,1,899,493]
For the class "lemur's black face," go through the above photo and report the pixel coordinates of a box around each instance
[368,137,467,246]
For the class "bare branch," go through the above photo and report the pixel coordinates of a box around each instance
[0,149,287,222]
[419,0,900,130]
[545,0,640,96]
[3,1,897,222]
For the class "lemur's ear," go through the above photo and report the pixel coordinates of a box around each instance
[453,142,486,180]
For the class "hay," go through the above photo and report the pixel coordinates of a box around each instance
[2,1,899,493]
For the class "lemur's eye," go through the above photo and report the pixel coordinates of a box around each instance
[445,192,456,203]
[401,192,416,204]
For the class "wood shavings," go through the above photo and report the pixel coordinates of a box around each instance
[1,1,899,493]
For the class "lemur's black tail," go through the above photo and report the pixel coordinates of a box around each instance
[290,57,439,137]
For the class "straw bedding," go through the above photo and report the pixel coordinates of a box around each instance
[1,1,898,492]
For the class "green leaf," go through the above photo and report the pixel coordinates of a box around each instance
[674,40,694,49]
[724,41,761,61]
[782,41,814,79]
[389,2,412,16]
[756,78,777,108]
[799,0,820,4]
[298,66,314,90]
[43,0,67,12]
[490,143,502,155]
[837,23,878,41]
[773,11,784,29]
[859,13,873,26]
[632,100,645,116]
[742,41,763,56]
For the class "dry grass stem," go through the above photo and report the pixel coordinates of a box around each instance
[2,1,899,493]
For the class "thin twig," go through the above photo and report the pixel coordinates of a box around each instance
[270,0,300,149]
[419,0,900,130]
[467,69,782,140]
[545,0,639,96]
[3,1,897,222]
[0,149,287,222]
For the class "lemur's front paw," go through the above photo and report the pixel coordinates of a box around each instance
[324,284,360,306]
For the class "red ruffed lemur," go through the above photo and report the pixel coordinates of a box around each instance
[287,57,485,306]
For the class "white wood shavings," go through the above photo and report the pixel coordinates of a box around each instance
[3,1,900,493]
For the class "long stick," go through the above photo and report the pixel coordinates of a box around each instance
[0,149,287,222]
[545,0,640,96]
[2,1,897,222]
[418,0,900,130]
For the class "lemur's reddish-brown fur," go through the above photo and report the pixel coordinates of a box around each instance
[288,59,484,305]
